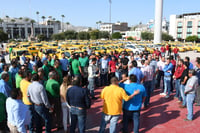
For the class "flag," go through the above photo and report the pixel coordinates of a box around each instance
[109,0,112,4]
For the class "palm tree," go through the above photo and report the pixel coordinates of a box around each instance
[36,11,39,26]
[61,15,65,32]
[30,19,35,37]
[5,16,9,29]
[0,18,3,27]
[96,21,99,29]
[41,16,46,25]
[25,18,29,23]
[66,22,70,31]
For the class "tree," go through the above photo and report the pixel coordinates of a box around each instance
[41,16,46,24]
[162,33,174,41]
[0,30,8,42]
[78,31,90,40]
[112,32,122,39]
[99,31,109,39]
[30,19,35,37]
[141,32,154,40]
[25,18,29,23]
[66,22,70,31]
[36,11,39,24]
[51,33,65,40]
[127,37,135,40]
[11,19,16,23]
[64,30,77,40]
[0,18,3,26]
[37,34,46,41]
[185,35,199,42]
[90,30,99,40]
[61,15,65,32]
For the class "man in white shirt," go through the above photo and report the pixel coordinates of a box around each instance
[156,56,165,89]
[88,58,99,99]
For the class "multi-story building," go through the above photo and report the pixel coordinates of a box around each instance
[169,12,200,40]
[99,22,129,34]
[0,17,60,39]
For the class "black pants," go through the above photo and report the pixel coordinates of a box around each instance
[156,70,164,89]
[62,70,68,77]
[108,72,115,84]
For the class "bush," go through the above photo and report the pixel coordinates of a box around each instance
[185,35,198,42]
[112,32,122,39]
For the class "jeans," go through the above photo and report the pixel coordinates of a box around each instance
[28,105,37,133]
[115,71,122,80]
[151,77,155,92]
[164,76,171,96]
[88,78,95,97]
[175,79,181,99]
[174,53,178,60]
[99,113,120,133]
[143,81,152,107]
[123,109,140,133]
[61,102,71,131]
[70,107,86,133]
[34,105,51,133]
[180,84,186,106]
[155,70,164,89]
[186,93,195,120]
[195,86,200,105]
[100,73,108,86]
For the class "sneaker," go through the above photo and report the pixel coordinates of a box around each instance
[165,95,170,98]
[160,93,166,96]
[184,118,192,121]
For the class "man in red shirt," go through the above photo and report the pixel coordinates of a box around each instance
[173,46,179,60]
[173,59,185,100]
[155,48,162,59]
[160,45,166,57]
[108,56,117,82]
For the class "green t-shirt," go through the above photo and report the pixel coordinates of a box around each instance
[55,67,63,84]
[15,73,22,89]
[50,59,55,66]
[45,79,60,98]
[32,70,37,74]
[79,57,89,67]
[0,93,7,122]
[42,65,49,79]
[72,59,81,75]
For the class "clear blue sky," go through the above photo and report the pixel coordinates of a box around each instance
[0,0,200,27]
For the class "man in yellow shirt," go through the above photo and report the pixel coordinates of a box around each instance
[20,71,35,133]
[99,77,139,133]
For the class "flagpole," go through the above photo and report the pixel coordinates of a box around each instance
[109,1,111,24]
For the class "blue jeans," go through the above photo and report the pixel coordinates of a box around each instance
[175,79,181,99]
[143,81,152,107]
[123,109,140,133]
[70,107,86,133]
[164,76,171,96]
[186,93,195,120]
[28,105,39,133]
[88,78,95,97]
[115,71,122,80]
[34,105,51,133]
[180,84,186,106]
[99,113,120,133]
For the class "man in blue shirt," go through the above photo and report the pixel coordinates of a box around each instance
[120,74,146,133]
[6,89,30,133]
[128,60,144,83]
[0,72,11,97]
[185,56,193,70]
[161,57,174,98]
[60,52,69,76]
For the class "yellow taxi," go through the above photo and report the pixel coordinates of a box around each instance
[194,44,200,52]
[10,48,31,60]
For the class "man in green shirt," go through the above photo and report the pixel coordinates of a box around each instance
[45,71,62,128]
[15,70,23,89]
[42,60,49,79]
[0,93,7,132]
[54,61,63,84]
[72,54,83,77]
[79,52,89,86]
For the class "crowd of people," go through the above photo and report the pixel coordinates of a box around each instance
[0,45,200,133]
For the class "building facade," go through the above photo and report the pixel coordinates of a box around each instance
[0,17,60,39]
[169,12,200,40]
[99,22,129,34]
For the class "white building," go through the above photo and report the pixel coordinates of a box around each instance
[122,31,141,40]
[100,22,129,34]
[169,12,200,40]
[0,17,60,39]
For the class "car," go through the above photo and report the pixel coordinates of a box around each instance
[10,49,31,60]
[194,44,200,52]
[125,44,143,54]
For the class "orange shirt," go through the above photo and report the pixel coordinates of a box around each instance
[100,84,130,115]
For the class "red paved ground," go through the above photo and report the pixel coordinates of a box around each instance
[85,87,200,133]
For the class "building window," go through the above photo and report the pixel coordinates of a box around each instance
[198,34,200,38]
[187,28,192,33]
[187,21,192,27]
[187,34,192,37]
[177,22,182,27]
[198,28,200,33]
[177,34,182,38]
[198,21,200,27]
[177,28,182,32]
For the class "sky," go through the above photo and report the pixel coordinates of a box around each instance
[0,0,200,27]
